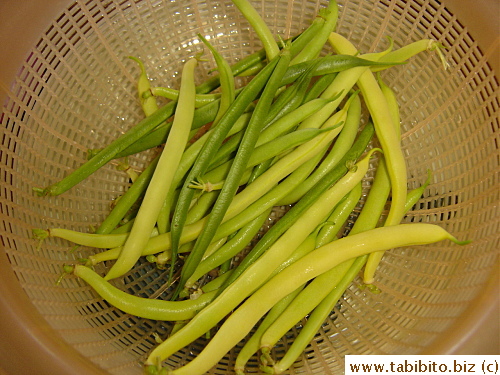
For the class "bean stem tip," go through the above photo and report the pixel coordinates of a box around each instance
[32,187,48,197]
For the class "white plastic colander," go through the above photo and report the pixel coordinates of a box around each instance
[0,1,498,374]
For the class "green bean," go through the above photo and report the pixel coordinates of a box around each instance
[373,39,449,72]
[200,270,233,293]
[105,58,198,281]
[33,99,177,197]
[255,128,335,164]
[168,55,281,288]
[245,57,321,184]
[184,209,271,290]
[280,54,401,87]
[173,48,291,297]
[181,112,252,183]
[201,48,268,94]
[215,150,325,239]
[290,0,338,64]
[110,219,135,234]
[185,191,220,225]
[83,73,372,272]
[198,34,236,126]
[278,92,361,205]
[329,33,408,284]
[206,130,246,171]
[41,53,396,196]
[32,227,131,249]
[231,0,280,60]
[302,72,337,103]
[150,87,220,108]
[234,284,305,375]
[49,122,369,269]
[287,10,325,59]
[219,122,374,292]
[67,264,215,321]
[258,99,333,146]
[108,53,400,161]
[247,94,329,181]
[236,60,266,76]
[92,55,394,162]
[269,255,363,374]
[129,56,158,116]
[213,113,344,227]
[405,169,432,212]
[143,148,379,369]
[172,154,322,266]
[265,56,321,128]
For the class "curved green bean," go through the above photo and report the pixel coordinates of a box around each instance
[105,58,198,281]
[231,0,280,60]
[198,33,235,126]
[129,56,158,116]
[68,264,215,321]
[329,33,408,284]
[373,39,449,72]
[148,224,467,374]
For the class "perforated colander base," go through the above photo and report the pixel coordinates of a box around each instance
[0,0,498,374]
